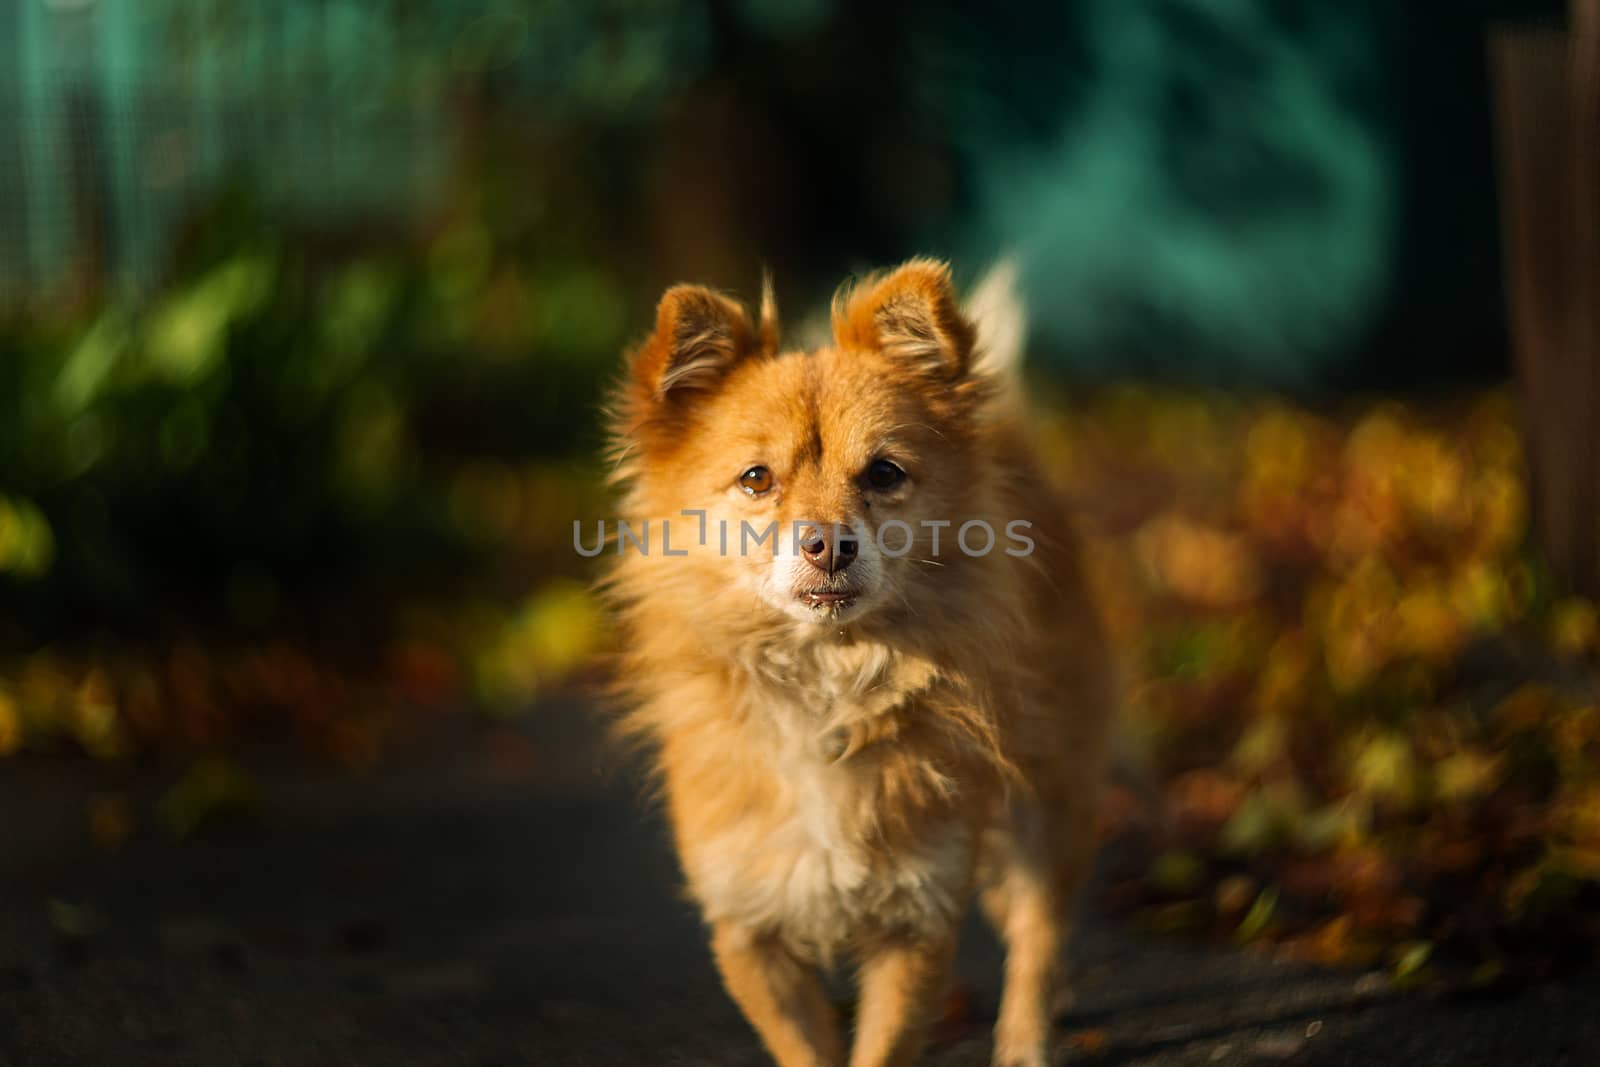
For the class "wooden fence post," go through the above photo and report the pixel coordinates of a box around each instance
[1574,0,1600,597]
[1491,5,1600,598]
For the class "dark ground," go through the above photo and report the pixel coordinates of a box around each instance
[1,696,1595,1067]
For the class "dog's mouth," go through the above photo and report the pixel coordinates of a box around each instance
[796,580,862,613]
[801,590,855,606]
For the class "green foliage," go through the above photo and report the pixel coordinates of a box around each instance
[0,172,626,771]
[954,0,1392,382]
[0,190,627,641]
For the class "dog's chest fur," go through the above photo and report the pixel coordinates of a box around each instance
[682,640,974,959]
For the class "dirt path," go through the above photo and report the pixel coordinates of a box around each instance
[0,699,1593,1066]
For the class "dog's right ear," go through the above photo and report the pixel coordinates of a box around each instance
[632,286,761,403]
[830,259,975,381]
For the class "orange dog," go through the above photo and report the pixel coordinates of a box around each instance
[605,260,1117,1067]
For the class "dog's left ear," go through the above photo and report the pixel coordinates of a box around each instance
[831,258,976,380]
[632,285,771,403]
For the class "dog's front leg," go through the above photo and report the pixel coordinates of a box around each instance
[849,934,957,1067]
[711,921,844,1067]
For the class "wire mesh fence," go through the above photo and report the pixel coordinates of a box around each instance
[0,0,484,305]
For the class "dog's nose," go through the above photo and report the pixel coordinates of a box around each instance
[800,525,858,574]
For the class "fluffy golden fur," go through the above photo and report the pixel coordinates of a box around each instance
[604,259,1117,1067]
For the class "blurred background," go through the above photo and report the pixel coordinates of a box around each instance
[4,0,1600,1034]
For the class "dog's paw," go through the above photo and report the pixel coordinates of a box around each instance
[992,1027,1054,1067]
[991,1043,1051,1067]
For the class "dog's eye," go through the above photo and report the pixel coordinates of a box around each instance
[865,459,906,490]
[739,466,774,495]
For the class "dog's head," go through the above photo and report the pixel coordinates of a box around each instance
[612,259,1003,629]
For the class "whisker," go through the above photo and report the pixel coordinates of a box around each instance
[880,421,949,442]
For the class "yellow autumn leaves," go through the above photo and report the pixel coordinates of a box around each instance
[3,382,1596,981]
[0,494,55,579]
[1042,387,1598,977]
